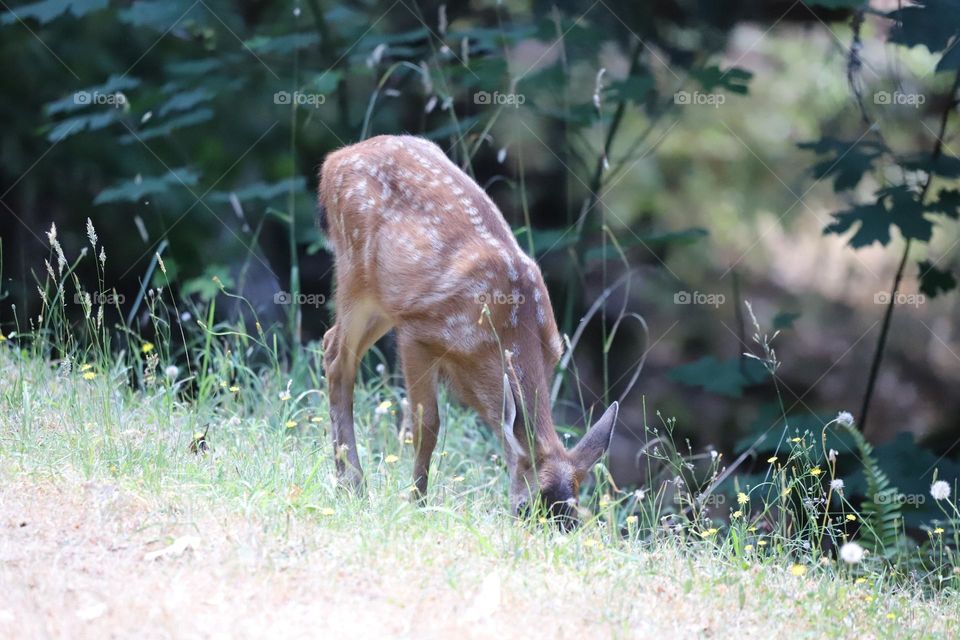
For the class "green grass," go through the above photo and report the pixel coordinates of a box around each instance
[2,343,959,638]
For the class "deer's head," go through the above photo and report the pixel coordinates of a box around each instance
[500,375,618,530]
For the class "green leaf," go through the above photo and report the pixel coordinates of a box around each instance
[45,75,140,116]
[918,260,957,298]
[606,75,654,104]
[245,33,320,55]
[798,138,881,192]
[181,265,234,301]
[157,88,214,117]
[208,177,307,204]
[584,228,708,262]
[94,167,200,204]
[690,66,752,94]
[46,110,122,142]
[668,356,767,398]
[888,1,960,54]
[119,0,204,29]
[1,0,107,25]
[120,109,214,143]
[773,311,801,330]
[927,188,960,219]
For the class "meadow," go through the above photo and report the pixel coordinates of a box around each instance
[1,232,958,639]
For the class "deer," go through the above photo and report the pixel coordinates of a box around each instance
[318,134,619,527]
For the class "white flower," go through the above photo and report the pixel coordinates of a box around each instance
[164,365,180,380]
[836,411,854,428]
[839,541,865,564]
[931,480,951,501]
[830,479,845,493]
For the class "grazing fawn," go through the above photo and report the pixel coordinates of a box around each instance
[319,135,618,525]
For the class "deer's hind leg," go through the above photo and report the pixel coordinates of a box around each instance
[324,296,393,492]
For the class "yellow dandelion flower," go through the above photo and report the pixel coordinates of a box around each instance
[451,475,465,483]
[810,467,823,476]
[285,420,297,429]
[791,437,802,443]
[757,539,768,547]
[229,386,240,393]
[732,510,743,518]
[80,363,93,371]
[737,492,749,505]
[626,515,638,525]
[846,514,857,522]
[789,564,807,576]
[384,454,400,464]
[855,578,867,584]
[311,416,324,424]
[404,435,414,444]
[83,372,96,380]
[767,456,778,464]
[141,342,155,354]
[538,516,547,524]
[376,400,393,412]
[886,613,896,620]
[320,507,335,516]
[699,528,719,538]
[279,392,291,402]
[934,527,945,535]
[193,431,205,441]
[748,526,758,532]
[743,544,754,552]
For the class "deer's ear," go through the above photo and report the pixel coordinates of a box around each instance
[500,374,524,459]
[570,402,618,472]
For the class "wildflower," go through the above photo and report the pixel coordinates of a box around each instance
[375,400,393,417]
[164,365,180,380]
[737,492,749,505]
[278,391,292,402]
[836,411,854,427]
[810,467,823,476]
[141,342,155,354]
[933,527,944,535]
[830,479,845,493]
[229,386,240,393]
[285,420,297,429]
[840,542,865,564]
[846,514,857,522]
[80,363,93,371]
[791,437,802,443]
[451,475,465,483]
[384,454,400,464]
[320,507,335,516]
[789,564,807,576]
[583,539,598,548]
[599,495,611,508]
[930,480,951,501]
[855,577,866,585]
[83,372,96,380]
[886,613,896,620]
[0,333,6,342]
[743,544,754,552]
[757,539,767,547]
[626,515,638,525]
[828,449,838,462]
[732,510,742,518]
[699,528,719,538]
[767,456,778,464]
[310,416,323,424]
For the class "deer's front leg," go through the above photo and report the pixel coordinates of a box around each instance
[399,336,440,501]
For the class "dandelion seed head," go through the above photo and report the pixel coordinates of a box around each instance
[931,480,951,501]
[839,541,865,564]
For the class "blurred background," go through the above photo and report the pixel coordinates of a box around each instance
[1,0,958,517]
